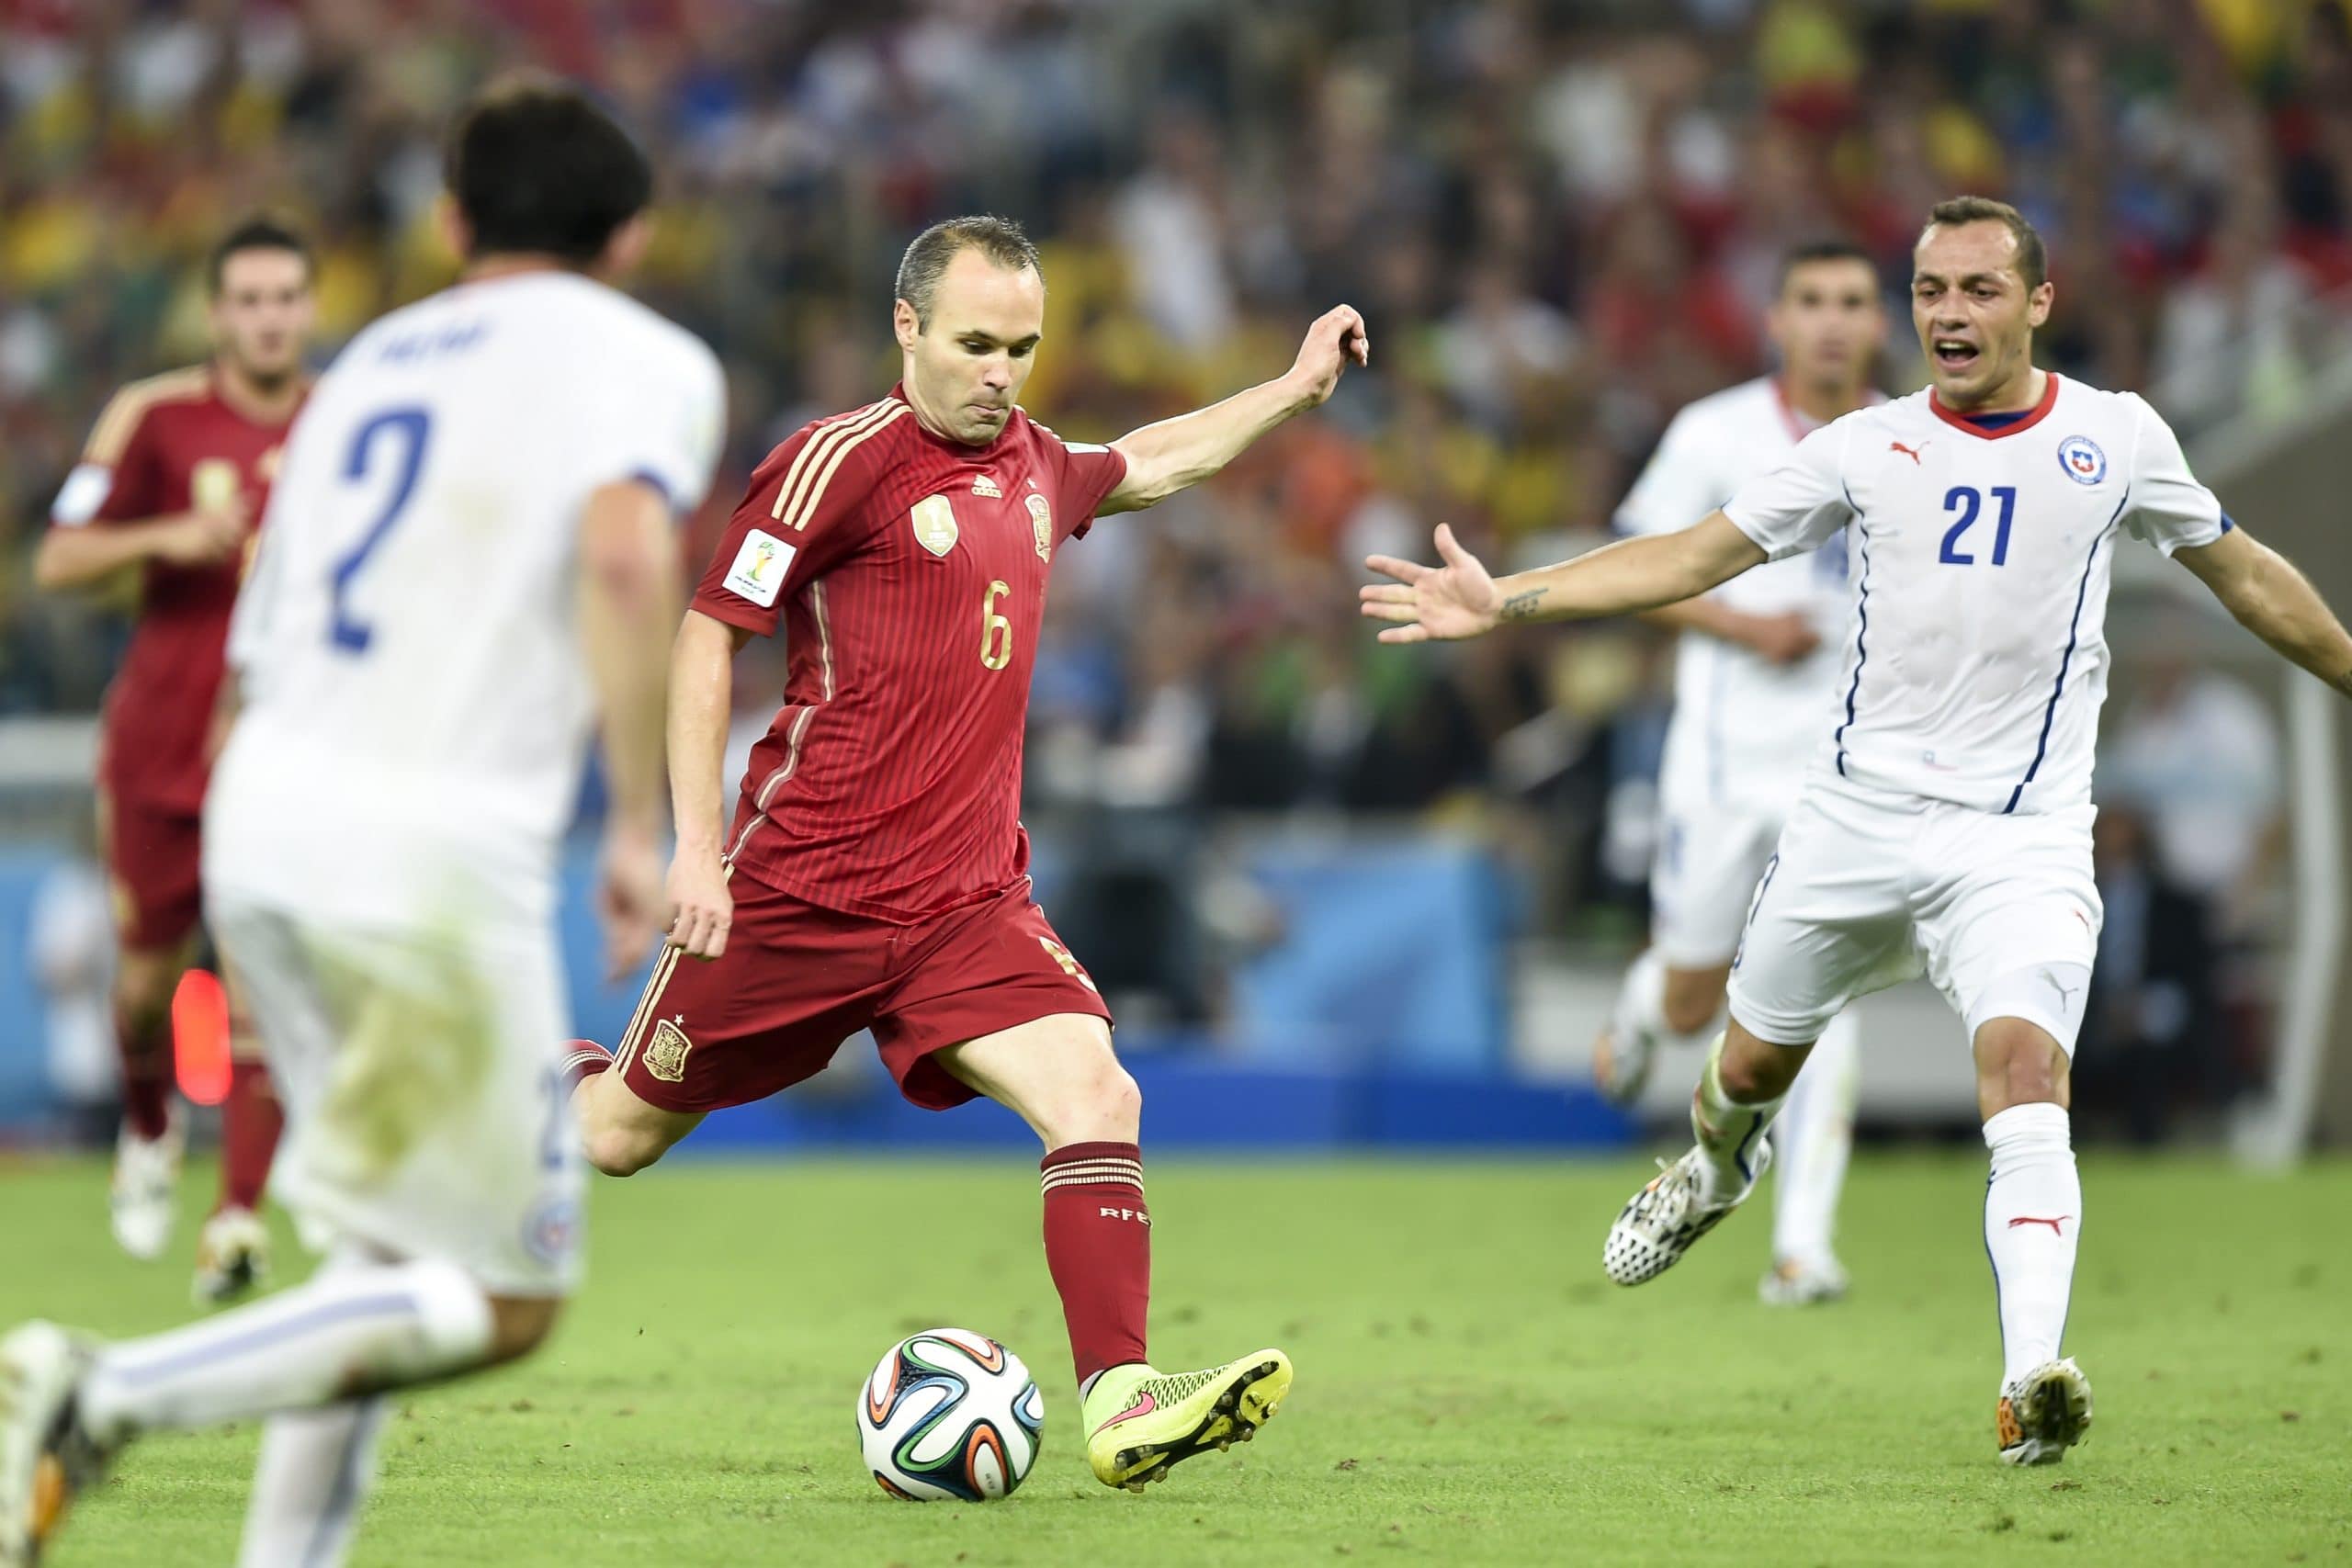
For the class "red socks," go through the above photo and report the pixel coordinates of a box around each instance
[561,1039,614,1094]
[114,999,174,1142]
[219,1057,283,1213]
[1040,1141,1151,1387]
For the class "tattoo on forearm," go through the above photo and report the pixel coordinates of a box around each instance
[1499,589,1547,621]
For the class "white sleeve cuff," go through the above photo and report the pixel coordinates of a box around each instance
[1720,503,1781,559]
[50,464,113,527]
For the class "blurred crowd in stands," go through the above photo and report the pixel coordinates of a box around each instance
[5,0,2346,1123]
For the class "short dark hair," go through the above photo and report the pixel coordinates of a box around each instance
[1776,238,1878,293]
[444,73,651,265]
[1919,196,2048,289]
[895,216,1043,330]
[208,216,311,296]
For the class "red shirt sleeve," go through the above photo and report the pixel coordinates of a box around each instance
[1035,423,1127,544]
[691,417,876,637]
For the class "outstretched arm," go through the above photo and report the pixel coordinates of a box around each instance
[1100,305,1368,514]
[2174,525,2352,696]
[1360,513,1768,645]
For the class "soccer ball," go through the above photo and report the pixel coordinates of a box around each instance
[858,1328,1044,1501]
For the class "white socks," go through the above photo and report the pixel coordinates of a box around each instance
[78,1255,493,1446]
[1690,1035,1786,1207]
[1611,949,1722,1057]
[240,1398,389,1568]
[1982,1103,2080,1385]
[1771,1010,1858,1269]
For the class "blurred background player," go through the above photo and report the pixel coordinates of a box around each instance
[1596,239,1888,1307]
[564,216,1365,1494]
[32,218,316,1302]
[0,75,722,1567]
[1362,196,2352,1466]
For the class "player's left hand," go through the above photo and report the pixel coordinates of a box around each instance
[597,819,669,980]
[1287,304,1370,408]
[1361,524,1501,643]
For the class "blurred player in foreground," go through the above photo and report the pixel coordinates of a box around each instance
[1598,240,1887,1307]
[1,77,721,1567]
[1364,197,2352,1466]
[34,219,315,1302]
[563,216,1364,1493]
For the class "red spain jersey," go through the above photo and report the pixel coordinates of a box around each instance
[693,386,1127,922]
[50,367,300,815]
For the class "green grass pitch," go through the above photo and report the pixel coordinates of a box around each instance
[4,1151,2346,1566]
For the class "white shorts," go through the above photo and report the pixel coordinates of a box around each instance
[209,892,584,1297]
[1726,775,2102,1050]
[1652,801,1783,967]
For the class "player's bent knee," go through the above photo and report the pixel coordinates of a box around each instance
[582,1121,665,1179]
[1973,1017,2071,1116]
[1097,1061,1143,1133]
[483,1295,563,1366]
[1716,1037,1802,1102]
[1035,1055,1139,1147]
[575,1074,698,1177]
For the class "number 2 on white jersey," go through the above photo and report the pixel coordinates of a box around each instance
[329,407,432,652]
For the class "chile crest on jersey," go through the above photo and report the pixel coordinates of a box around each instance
[2055,434,2107,486]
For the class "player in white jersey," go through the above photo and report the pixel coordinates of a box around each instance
[1363,197,2352,1466]
[1596,241,1886,1308]
[0,79,723,1567]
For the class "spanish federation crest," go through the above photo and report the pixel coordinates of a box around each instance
[644,1019,692,1083]
[1026,492,1053,561]
[911,493,960,557]
[2056,434,2107,487]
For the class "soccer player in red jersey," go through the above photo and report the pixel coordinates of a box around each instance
[34,218,316,1302]
[566,215,1366,1492]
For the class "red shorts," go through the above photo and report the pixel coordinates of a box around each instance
[97,788,204,953]
[613,875,1111,1114]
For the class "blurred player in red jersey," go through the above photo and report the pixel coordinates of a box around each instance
[34,218,315,1303]
[565,216,1366,1493]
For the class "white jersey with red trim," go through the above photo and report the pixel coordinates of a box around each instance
[1617,378,1855,813]
[1724,374,2228,816]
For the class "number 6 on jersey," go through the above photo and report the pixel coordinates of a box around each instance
[981,580,1013,670]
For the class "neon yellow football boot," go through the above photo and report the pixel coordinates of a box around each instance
[1080,1349,1292,1492]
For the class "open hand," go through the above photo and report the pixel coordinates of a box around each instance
[1360,524,1502,644]
[1288,304,1370,408]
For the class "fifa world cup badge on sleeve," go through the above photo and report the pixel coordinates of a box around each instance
[1027,493,1053,561]
[724,529,793,607]
[644,1019,694,1083]
[912,493,960,557]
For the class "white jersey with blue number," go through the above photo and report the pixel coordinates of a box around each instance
[1723,375,2228,816]
[1617,378,1855,814]
[208,270,725,927]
